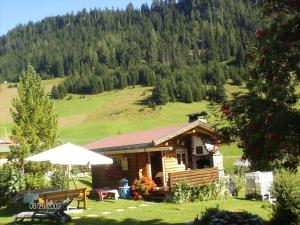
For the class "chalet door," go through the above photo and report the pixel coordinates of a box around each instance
[150,151,163,187]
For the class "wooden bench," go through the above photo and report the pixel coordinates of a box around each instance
[39,188,87,209]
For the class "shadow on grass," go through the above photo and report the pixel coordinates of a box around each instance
[0,204,28,217]
[71,217,184,225]
[134,97,151,106]
[1,203,186,225]
[5,215,185,225]
[234,197,263,201]
[76,178,93,188]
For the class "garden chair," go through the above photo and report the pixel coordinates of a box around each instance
[14,199,72,224]
[95,187,119,201]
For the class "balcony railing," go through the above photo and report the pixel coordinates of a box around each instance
[168,167,219,189]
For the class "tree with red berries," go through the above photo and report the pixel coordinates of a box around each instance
[220,0,300,171]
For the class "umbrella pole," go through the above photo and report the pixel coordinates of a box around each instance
[67,165,70,199]
[71,175,77,189]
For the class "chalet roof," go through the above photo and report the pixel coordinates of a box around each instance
[84,119,216,152]
[0,145,10,153]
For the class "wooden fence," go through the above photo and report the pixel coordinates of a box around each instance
[168,167,219,189]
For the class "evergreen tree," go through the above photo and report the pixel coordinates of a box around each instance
[215,81,226,102]
[185,85,193,103]
[10,65,59,170]
[51,85,60,99]
[152,77,169,105]
[0,0,256,104]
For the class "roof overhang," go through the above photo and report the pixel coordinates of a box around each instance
[94,146,173,155]
[0,146,10,153]
[153,119,217,145]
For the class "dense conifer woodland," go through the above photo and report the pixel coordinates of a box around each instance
[0,0,255,104]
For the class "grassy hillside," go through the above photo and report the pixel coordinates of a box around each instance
[0,80,220,144]
[1,81,299,143]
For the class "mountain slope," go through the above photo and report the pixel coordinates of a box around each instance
[0,0,255,103]
[0,80,248,144]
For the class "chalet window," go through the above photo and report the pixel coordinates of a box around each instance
[176,149,187,166]
[195,146,204,155]
[112,156,128,171]
[176,139,185,146]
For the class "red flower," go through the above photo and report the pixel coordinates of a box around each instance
[267,131,279,140]
[290,32,300,39]
[266,143,273,149]
[131,176,156,200]
[221,103,231,117]
[282,141,291,149]
[249,123,259,131]
[267,112,273,121]
[265,8,273,16]
[258,59,264,65]
[283,42,293,49]
[223,109,231,117]
[262,47,270,54]
[255,30,266,39]
[221,103,229,111]
[288,0,298,7]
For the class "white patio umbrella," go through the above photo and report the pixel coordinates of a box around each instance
[25,142,112,165]
[25,143,113,191]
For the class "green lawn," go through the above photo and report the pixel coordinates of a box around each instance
[0,197,272,225]
[0,174,274,225]
[219,143,243,172]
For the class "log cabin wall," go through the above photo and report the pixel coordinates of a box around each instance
[91,152,149,188]
[124,153,139,184]
[136,152,150,177]
[158,134,191,186]
[91,164,113,188]
[162,149,187,185]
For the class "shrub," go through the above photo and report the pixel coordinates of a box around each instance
[7,83,17,88]
[270,169,300,225]
[227,165,248,197]
[51,169,66,189]
[24,162,52,190]
[173,180,230,204]
[24,173,50,190]
[71,167,81,176]
[50,165,68,189]
[233,165,249,177]
[231,175,244,197]
[190,183,223,202]
[131,176,156,200]
[193,206,265,225]
[173,181,192,204]
[0,164,25,206]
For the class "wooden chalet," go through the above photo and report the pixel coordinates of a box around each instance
[84,113,224,190]
[0,139,15,166]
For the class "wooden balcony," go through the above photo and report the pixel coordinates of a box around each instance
[168,167,219,189]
